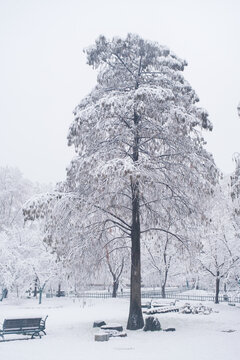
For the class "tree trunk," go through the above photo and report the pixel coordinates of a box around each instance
[215,273,220,304]
[57,283,61,297]
[127,106,144,330]
[1,288,8,300]
[161,251,169,299]
[161,284,166,298]
[112,279,119,298]
[127,180,144,330]
[194,276,199,290]
[33,278,38,297]
[39,289,43,305]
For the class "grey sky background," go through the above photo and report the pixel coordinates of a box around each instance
[0,0,239,184]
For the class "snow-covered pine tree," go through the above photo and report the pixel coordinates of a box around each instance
[65,34,218,329]
[23,34,218,330]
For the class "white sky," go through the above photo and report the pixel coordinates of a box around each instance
[0,0,240,183]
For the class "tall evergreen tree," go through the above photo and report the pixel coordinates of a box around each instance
[24,34,218,329]
[66,34,217,329]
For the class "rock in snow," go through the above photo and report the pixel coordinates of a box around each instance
[94,332,110,342]
[143,316,161,331]
[93,320,106,328]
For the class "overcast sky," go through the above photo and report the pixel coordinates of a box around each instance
[0,0,240,184]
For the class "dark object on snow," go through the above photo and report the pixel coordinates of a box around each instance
[94,333,109,341]
[143,316,161,331]
[93,321,106,328]
[163,328,176,332]
[228,303,236,306]
[221,329,236,333]
[0,316,48,341]
[101,324,123,332]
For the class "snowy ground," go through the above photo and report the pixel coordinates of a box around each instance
[1,296,240,360]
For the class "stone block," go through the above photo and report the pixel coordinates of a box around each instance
[94,333,109,342]
[101,323,123,332]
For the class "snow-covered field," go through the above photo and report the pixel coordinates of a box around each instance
[1,297,240,360]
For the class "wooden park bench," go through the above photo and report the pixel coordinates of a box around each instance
[142,299,177,309]
[0,316,48,341]
[143,305,180,315]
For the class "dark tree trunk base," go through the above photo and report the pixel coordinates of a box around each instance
[112,281,119,298]
[215,277,220,304]
[161,286,166,298]
[127,302,144,330]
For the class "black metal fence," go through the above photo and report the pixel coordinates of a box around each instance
[73,290,240,303]
[141,292,240,303]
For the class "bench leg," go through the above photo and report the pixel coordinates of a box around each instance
[31,332,41,339]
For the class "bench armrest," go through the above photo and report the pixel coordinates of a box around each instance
[40,315,48,327]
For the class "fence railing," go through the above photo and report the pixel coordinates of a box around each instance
[72,290,240,303]
[141,292,240,303]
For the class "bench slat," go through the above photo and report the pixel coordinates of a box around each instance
[3,318,42,330]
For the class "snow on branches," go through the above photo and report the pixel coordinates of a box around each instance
[66,34,218,244]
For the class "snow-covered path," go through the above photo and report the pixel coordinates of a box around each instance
[0,297,240,360]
